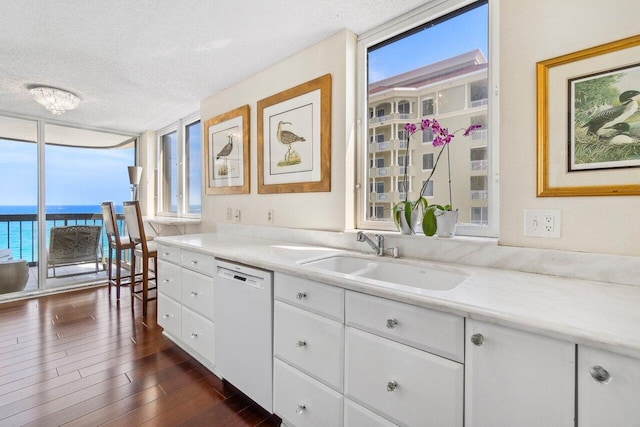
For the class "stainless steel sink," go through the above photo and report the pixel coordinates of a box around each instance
[301,255,467,292]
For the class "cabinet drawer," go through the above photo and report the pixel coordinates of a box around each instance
[181,269,214,320]
[346,291,463,362]
[158,294,181,339]
[181,249,214,276]
[275,272,344,322]
[344,398,398,427]
[274,301,344,391]
[345,327,463,427]
[157,260,181,302]
[274,358,343,427]
[158,244,181,264]
[578,345,640,425]
[181,307,215,365]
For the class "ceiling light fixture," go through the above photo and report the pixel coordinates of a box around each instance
[29,86,80,115]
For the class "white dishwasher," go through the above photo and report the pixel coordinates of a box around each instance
[214,259,273,412]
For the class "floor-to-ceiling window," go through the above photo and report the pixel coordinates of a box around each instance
[44,124,136,288]
[0,116,38,296]
[0,115,137,297]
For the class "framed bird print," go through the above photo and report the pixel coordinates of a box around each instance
[537,34,640,196]
[204,105,250,195]
[257,74,331,194]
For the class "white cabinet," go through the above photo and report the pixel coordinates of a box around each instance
[578,345,640,426]
[465,319,575,427]
[345,326,463,427]
[157,244,215,371]
[274,273,345,426]
[345,291,464,427]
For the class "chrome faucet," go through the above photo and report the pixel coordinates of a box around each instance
[356,231,398,257]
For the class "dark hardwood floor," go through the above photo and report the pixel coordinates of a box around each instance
[0,286,281,427]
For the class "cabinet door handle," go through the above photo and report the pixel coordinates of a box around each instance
[386,380,398,392]
[162,314,171,319]
[386,318,398,329]
[296,404,306,414]
[190,291,198,297]
[190,332,199,338]
[471,333,484,346]
[590,365,611,383]
[163,252,170,256]
[191,260,198,265]
[162,279,171,283]
[296,340,307,348]
[296,292,307,300]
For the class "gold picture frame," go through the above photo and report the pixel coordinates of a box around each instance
[257,74,331,194]
[204,105,250,195]
[536,34,640,197]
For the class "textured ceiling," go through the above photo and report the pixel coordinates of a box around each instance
[0,0,427,134]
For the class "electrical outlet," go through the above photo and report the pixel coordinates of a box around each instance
[235,209,241,222]
[524,209,561,238]
[226,208,232,221]
[267,209,274,223]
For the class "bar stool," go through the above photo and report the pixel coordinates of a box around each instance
[101,201,135,300]
[123,200,157,317]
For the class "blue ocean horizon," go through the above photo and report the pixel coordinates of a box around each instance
[0,204,124,263]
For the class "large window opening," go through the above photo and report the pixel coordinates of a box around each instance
[157,114,201,217]
[359,0,496,236]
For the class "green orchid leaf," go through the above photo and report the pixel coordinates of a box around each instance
[422,206,437,236]
[403,201,413,230]
[393,203,402,229]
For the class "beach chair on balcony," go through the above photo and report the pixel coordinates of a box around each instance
[47,225,102,277]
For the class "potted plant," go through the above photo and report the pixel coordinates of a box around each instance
[393,119,482,236]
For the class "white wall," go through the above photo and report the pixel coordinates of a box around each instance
[499,0,640,256]
[197,30,357,233]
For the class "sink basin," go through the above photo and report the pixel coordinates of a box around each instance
[301,255,467,292]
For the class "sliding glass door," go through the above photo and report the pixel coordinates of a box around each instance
[0,114,137,296]
[44,124,135,288]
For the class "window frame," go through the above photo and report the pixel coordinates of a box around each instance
[355,0,499,237]
[156,112,201,218]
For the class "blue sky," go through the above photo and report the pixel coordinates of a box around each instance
[369,4,488,83]
[1,139,134,207]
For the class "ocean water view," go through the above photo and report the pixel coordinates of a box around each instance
[0,204,125,263]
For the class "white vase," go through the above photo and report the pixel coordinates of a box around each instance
[436,210,458,238]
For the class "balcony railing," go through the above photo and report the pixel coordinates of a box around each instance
[470,98,488,108]
[0,213,125,265]
[470,190,488,200]
[472,129,488,140]
[470,160,488,170]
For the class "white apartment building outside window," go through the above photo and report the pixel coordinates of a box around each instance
[358,0,497,236]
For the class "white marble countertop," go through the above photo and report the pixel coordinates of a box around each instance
[155,232,640,359]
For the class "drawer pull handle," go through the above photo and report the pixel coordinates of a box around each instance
[191,260,198,264]
[471,333,484,346]
[162,314,171,319]
[296,292,306,300]
[590,365,611,383]
[190,332,199,338]
[162,279,171,283]
[386,380,398,392]
[386,318,398,329]
[190,291,198,297]
[296,404,306,414]
[163,252,170,256]
[296,340,307,348]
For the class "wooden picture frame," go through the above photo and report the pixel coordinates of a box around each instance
[536,35,640,197]
[257,74,331,194]
[204,105,250,195]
